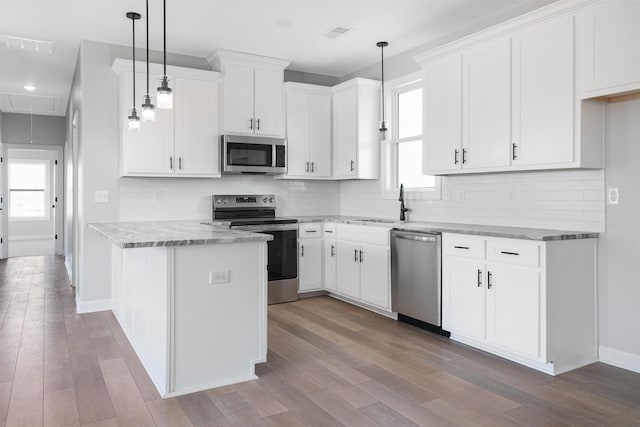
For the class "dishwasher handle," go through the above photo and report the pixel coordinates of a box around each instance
[392,230,439,243]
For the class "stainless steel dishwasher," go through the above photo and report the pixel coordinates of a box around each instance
[391,229,448,336]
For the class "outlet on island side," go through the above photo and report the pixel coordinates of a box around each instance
[209,271,230,284]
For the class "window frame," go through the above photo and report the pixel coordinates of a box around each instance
[8,158,51,222]
[381,72,441,200]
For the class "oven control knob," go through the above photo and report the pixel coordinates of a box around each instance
[222,198,228,204]
[216,199,221,204]
[268,197,274,203]
[262,197,268,203]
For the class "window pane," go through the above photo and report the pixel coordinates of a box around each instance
[398,88,422,139]
[10,190,46,217]
[9,163,46,190]
[397,139,435,189]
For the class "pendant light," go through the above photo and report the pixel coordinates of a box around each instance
[156,0,173,109]
[127,12,141,130]
[377,41,388,137]
[141,0,155,121]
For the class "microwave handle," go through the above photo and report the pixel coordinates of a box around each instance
[272,144,277,167]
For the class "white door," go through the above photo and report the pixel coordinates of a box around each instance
[423,54,463,173]
[298,239,322,291]
[222,63,255,134]
[442,257,485,339]
[512,15,574,166]
[323,239,337,292]
[308,93,332,177]
[486,264,541,359]
[285,90,309,177]
[336,241,360,298]
[120,71,174,175]
[174,78,219,176]
[359,244,390,309]
[463,38,511,170]
[0,142,4,259]
[584,1,640,93]
[254,67,284,137]
[332,87,358,178]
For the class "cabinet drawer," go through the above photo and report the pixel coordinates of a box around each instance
[299,223,322,238]
[337,224,389,246]
[486,239,540,268]
[443,234,486,259]
[322,223,337,237]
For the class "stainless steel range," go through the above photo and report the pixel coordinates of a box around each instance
[213,194,298,304]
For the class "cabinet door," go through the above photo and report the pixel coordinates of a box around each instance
[442,257,485,340]
[336,241,360,298]
[323,239,337,292]
[463,38,511,169]
[121,71,174,176]
[254,68,284,137]
[584,1,640,93]
[423,54,463,173]
[308,93,332,177]
[222,63,255,134]
[299,239,323,292]
[359,244,390,309]
[174,78,219,176]
[285,90,309,176]
[512,15,574,166]
[332,87,358,178]
[486,264,541,359]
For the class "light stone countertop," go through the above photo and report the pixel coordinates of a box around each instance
[295,216,598,241]
[89,220,272,249]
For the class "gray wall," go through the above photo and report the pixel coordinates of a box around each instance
[284,70,340,86]
[598,99,640,365]
[1,112,66,145]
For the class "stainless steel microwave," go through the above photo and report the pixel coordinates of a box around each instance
[221,135,286,175]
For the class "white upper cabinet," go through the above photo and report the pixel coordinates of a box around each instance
[210,50,290,138]
[415,3,604,175]
[284,83,332,178]
[511,15,575,166]
[422,54,463,173]
[332,78,381,180]
[113,60,221,178]
[582,0,640,98]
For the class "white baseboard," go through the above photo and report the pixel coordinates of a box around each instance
[76,298,112,314]
[599,345,640,374]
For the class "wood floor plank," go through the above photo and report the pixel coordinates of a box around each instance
[0,381,12,427]
[99,357,155,427]
[235,380,288,417]
[147,397,195,427]
[360,402,420,427]
[208,390,267,426]
[176,391,228,427]
[43,387,81,427]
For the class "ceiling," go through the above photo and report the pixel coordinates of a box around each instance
[0,0,556,117]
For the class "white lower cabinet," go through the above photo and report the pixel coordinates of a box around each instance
[359,244,390,309]
[298,224,323,293]
[336,241,361,298]
[442,233,597,375]
[323,239,337,292]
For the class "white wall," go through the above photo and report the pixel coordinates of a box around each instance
[1,113,66,145]
[597,99,640,372]
[341,170,605,232]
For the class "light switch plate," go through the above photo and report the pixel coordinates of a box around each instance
[95,190,109,203]
[209,271,230,284]
[607,187,620,205]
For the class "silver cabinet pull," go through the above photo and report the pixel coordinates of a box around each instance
[169,156,173,170]
[305,162,309,172]
[354,249,358,262]
[301,245,304,257]
[477,269,482,287]
[250,118,253,130]
[311,162,315,173]
[178,157,182,170]
[350,160,355,172]
[256,118,260,130]
[359,250,363,263]
[462,148,467,164]
[487,271,493,289]
[454,246,469,250]
[330,245,335,257]
[454,149,459,165]
[512,143,518,160]
[500,251,520,256]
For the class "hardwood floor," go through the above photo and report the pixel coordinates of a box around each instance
[1,255,639,426]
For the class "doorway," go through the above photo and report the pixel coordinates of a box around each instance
[2,146,63,258]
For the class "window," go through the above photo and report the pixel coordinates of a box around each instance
[383,73,440,199]
[9,159,50,220]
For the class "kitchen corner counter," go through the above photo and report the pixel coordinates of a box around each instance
[89,220,271,248]
[294,216,598,241]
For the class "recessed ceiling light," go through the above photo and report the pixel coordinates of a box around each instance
[24,85,36,92]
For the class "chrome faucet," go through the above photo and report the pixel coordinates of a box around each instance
[399,184,410,221]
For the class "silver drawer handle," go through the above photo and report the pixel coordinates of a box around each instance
[454,245,469,250]
[500,251,520,256]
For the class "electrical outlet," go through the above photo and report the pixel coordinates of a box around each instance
[94,190,109,203]
[507,189,516,202]
[209,271,230,284]
[607,187,620,205]
[442,189,451,202]
[455,190,465,203]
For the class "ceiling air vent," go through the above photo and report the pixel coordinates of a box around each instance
[322,26,352,39]
[0,34,55,54]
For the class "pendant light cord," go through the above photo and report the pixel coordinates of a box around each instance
[163,0,167,76]
[380,43,385,123]
[146,0,149,95]
[132,16,136,108]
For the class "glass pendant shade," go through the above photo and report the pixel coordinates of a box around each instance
[141,94,155,121]
[157,77,173,109]
[128,108,141,130]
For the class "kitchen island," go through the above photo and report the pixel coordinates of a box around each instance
[90,221,272,398]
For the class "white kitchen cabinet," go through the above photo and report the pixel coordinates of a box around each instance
[442,233,597,375]
[422,54,463,173]
[299,239,323,292]
[359,244,390,310]
[336,241,361,298]
[113,60,221,178]
[284,83,331,178]
[332,78,381,180]
[582,0,640,98]
[211,50,290,138]
[463,38,511,170]
[323,239,337,292]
